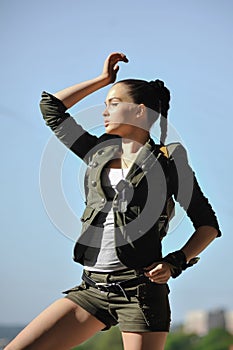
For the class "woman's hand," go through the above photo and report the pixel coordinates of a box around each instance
[101,52,128,85]
[53,53,128,109]
[144,262,172,284]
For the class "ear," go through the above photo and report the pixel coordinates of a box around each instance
[136,104,146,118]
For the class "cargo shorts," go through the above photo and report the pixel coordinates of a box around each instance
[64,268,171,332]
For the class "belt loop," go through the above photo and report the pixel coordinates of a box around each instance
[106,271,112,284]
[85,269,91,277]
[135,268,144,276]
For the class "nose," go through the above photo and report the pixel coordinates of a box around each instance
[102,105,109,117]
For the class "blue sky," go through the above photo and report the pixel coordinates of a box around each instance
[1,0,233,326]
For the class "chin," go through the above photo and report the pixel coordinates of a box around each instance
[105,126,120,135]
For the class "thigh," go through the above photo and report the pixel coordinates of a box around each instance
[5,298,105,350]
[122,331,168,350]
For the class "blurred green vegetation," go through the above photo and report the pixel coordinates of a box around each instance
[72,326,123,350]
[72,326,233,350]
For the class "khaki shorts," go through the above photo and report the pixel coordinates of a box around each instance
[64,269,171,332]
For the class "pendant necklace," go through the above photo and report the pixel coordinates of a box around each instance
[117,148,142,213]
[116,156,132,213]
[121,157,131,177]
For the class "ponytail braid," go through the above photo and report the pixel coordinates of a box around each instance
[148,79,170,145]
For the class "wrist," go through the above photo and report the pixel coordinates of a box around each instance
[162,250,199,278]
[97,74,113,87]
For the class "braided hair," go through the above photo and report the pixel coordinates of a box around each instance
[115,79,170,145]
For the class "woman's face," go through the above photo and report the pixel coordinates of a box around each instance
[103,83,141,137]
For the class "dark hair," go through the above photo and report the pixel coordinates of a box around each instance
[115,79,170,145]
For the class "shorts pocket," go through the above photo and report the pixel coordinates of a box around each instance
[62,281,87,295]
[136,283,171,330]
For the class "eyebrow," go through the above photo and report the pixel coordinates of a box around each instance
[104,97,123,105]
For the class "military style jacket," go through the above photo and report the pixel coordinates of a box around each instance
[40,92,221,269]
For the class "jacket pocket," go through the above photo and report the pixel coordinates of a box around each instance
[124,205,140,224]
[80,206,95,222]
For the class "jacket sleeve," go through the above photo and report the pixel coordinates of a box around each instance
[169,143,221,236]
[39,91,98,161]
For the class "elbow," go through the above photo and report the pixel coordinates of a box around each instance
[39,102,46,121]
[39,92,50,120]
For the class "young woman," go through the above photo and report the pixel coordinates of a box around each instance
[5,52,221,350]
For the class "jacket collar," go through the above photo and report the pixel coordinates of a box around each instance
[123,137,162,186]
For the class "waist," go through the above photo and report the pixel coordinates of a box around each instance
[82,268,147,288]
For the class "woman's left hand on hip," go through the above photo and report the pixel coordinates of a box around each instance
[144,262,172,283]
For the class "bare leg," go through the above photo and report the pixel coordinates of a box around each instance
[5,298,105,350]
[121,331,168,350]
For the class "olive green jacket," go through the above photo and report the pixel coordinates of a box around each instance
[40,92,221,269]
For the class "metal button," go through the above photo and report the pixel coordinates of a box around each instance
[101,198,106,203]
[92,161,98,168]
[98,150,105,155]
[91,181,97,187]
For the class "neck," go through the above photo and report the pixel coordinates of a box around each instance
[120,132,150,169]
[121,130,150,155]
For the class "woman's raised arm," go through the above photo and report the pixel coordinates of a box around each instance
[54,52,128,109]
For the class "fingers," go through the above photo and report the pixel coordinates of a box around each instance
[101,52,128,84]
[119,52,129,63]
[113,65,120,74]
[108,52,129,64]
[144,263,171,284]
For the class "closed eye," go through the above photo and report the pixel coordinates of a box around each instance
[104,97,122,107]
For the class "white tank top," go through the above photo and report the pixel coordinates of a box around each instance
[84,167,129,272]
